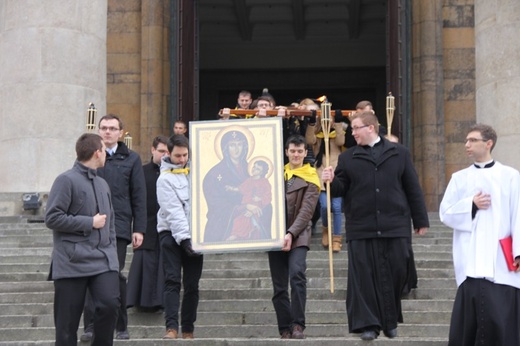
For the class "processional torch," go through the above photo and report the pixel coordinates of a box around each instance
[320,97,335,293]
[86,103,97,133]
[124,132,133,150]
[386,92,395,136]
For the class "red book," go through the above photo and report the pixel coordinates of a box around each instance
[499,236,517,271]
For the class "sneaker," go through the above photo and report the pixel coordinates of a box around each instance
[163,329,178,339]
[79,331,93,342]
[182,332,194,339]
[115,330,129,340]
[291,324,305,339]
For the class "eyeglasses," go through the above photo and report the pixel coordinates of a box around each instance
[351,125,369,132]
[465,138,488,143]
[100,126,120,132]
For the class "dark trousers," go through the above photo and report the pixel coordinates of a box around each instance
[268,246,308,334]
[159,232,203,333]
[54,271,119,346]
[84,238,128,332]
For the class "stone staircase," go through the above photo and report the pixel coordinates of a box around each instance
[0,213,453,345]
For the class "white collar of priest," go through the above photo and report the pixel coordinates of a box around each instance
[368,136,381,147]
[473,160,495,169]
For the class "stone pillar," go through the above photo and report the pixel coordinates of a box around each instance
[411,0,446,211]
[140,0,169,157]
[475,0,520,170]
[0,1,107,200]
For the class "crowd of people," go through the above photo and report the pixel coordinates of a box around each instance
[44,87,519,346]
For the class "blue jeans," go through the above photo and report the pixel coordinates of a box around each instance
[319,192,343,235]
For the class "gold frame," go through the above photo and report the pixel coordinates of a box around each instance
[190,118,285,253]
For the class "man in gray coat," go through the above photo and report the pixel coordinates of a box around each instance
[45,133,120,346]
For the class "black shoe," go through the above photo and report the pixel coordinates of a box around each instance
[80,331,93,342]
[115,330,129,339]
[383,328,397,338]
[180,239,202,257]
[360,330,378,341]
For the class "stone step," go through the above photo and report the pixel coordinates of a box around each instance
[0,214,453,344]
[0,324,449,342]
[0,299,454,316]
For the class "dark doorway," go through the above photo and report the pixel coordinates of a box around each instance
[174,0,408,141]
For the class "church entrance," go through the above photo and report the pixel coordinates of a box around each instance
[172,0,409,143]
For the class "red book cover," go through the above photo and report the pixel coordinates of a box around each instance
[499,236,517,271]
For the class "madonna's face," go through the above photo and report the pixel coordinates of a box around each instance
[227,139,245,161]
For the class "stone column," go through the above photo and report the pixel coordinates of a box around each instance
[475,0,520,170]
[139,0,169,157]
[0,1,107,209]
[411,0,446,211]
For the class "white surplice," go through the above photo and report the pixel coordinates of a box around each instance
[440,162,520,288]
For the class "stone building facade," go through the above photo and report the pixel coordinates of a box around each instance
[1,0,519,215]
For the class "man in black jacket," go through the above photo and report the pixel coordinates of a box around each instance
[82,114,146,341]
[127,135,169,311]
[322,111,429,341]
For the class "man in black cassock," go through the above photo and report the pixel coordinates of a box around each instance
[322,111,429,341]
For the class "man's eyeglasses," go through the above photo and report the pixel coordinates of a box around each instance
[465,138,488,143]
[351,125,369,132]
[100,126,120,132]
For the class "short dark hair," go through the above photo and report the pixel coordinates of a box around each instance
[254,160,269,177]
[152,135,169,149]
[356,100,373,110]
[167,134,189,152]
[469,123,497,151]
[76,133,103,162]
[285,134,306,149]
[99,114,123,130]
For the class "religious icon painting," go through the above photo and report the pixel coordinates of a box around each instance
[189,118,286,253]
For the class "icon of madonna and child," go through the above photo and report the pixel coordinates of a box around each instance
[201,125,278,244]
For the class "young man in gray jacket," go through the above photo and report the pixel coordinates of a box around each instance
[45,133,119,346]
[157,134,203,339]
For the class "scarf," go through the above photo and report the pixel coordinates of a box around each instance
[284,163,320,189]
[162,168,190,175]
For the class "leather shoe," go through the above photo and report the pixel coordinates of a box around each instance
[163,329,178,339]
[115,330,129,339]
[79,331,93,342]
[291,324,305,339]
[383,328,397,338]
[280,330,291,339]
[182,332,194,339]
[360,330,378,341]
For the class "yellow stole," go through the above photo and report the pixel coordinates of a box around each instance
[284,163,320,189]
[162,168,190,175]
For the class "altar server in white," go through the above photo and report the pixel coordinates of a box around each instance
[440,123,520,346]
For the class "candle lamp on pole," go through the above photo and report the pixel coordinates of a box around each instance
[386,92,395,136]
[124,132,133,150]
[320,97,335,294]
[86,103,97,133]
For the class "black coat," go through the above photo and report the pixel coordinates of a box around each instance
[330,137,429,241]
[140,160,160,250]
[98,141,147,243]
